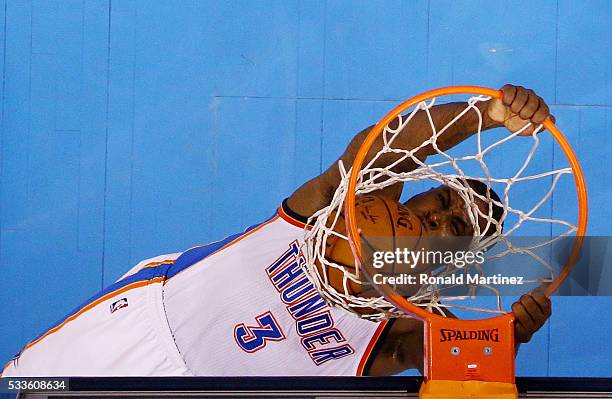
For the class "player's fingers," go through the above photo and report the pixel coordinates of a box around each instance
[520,294,546,322]
[501,84,517,106]
[530,292,552,317]
[531,102,550,125]
[519,91,540,120]
[510,87,529,114]
[512,300,535,331]
[514,321,532,343]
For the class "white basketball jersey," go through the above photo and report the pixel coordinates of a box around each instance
[2,201,389,377]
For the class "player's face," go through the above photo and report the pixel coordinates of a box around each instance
[403,185,477,238]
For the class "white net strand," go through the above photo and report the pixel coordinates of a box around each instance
[302,95,578,321]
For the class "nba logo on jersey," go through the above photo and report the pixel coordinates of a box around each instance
[110,298,129,314]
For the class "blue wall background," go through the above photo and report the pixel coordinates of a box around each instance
[0,0,610,377]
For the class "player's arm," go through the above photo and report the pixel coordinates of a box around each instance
[365,317,425,376]
[365,306,454,376]
[287,85,551,218]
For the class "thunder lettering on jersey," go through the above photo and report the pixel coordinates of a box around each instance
[264,240,354,365]
[162,201,386,375]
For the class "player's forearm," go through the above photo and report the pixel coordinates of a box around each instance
[379,100,501,159]
[365,329,425,376]
[429,100,502,153]
[333,100,501,179]
[286,100,500,218]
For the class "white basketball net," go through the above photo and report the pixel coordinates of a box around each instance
[303,95,578,321]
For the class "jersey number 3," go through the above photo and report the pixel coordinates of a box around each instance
[234,311,286,353]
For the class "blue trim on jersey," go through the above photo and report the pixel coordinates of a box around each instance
[165,213,277,281]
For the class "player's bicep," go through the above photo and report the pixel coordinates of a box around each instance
[287,126,402,218]
[286,166,338,220]
[286,132,358,219]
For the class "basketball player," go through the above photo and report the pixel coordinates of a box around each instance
[2,85,551,377]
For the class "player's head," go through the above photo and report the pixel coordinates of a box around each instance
[318,184,503,304]
[402,179,504,238]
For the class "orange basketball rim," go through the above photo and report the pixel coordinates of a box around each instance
[343,86,588,399]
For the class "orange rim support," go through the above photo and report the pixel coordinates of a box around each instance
[424,313,515,383]
[344,85,588,321]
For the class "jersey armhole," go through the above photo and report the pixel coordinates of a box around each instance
[278,199,311,229]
